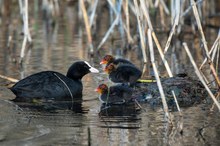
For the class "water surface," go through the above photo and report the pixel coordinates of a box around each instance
[0,2,220,146]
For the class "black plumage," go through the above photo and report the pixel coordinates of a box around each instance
[11,61,99,102]
[95,84,133,104]
[104,63,142,84]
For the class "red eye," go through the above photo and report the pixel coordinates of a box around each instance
[100,84,107,89]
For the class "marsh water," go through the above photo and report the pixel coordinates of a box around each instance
[0,2,220,146]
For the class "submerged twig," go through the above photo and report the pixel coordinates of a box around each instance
[1,99,24,112]
[210,92,220,111]
[171,90,182,115]
[183,42,220,111]
[134,99,146,112]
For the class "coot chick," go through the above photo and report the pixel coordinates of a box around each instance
[11,61,99,102]
[104,63,142,84]
[100,55,134,66]
[95,84,133,104]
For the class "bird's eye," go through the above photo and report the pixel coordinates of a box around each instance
[105,55,111,61]
[100,84,106,89]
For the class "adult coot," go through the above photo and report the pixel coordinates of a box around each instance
[11,61,99,102]
[95,84,133,104]
[104,63,142,84]
[100,55,134,66]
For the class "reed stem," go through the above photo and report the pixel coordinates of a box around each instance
[123,0,133,44]
[200,29,220,69]
[19,0,32,63]
[159,0,170,15]
[0,74,19,83]
[190,0,220,87]
[97,14,119,50]
[89,0,99,27]
[133,0,147,63]
[164,0,180,54]
[148,29,170,120]
[80,0,93,53]
[139,1,173,77]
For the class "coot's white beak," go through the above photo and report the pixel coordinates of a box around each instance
[84,61,99,73]
[89,67,99,73]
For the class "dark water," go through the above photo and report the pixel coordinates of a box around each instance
[0,2,220,146]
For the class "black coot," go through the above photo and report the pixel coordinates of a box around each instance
[95,84,133,104]
[11,61,99,102]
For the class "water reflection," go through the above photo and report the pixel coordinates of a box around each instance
[14,101,84,113]
[0,99,90,145]
[99,104,141,129]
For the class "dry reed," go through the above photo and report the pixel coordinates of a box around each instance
[190,0,220,87]
[183,42,220,111]
[140,0,173,77]
[19,0,32,64]
[133,0,147,63]
[80,0,94,53]
[148,29,170,120]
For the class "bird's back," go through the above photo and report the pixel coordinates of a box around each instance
[109,64,142,84]
[11,71,82,102]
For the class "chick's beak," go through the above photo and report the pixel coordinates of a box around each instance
[95,88,101,94]
[100,60,107,64]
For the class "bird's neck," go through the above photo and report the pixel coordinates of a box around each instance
[67,73,84,81]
